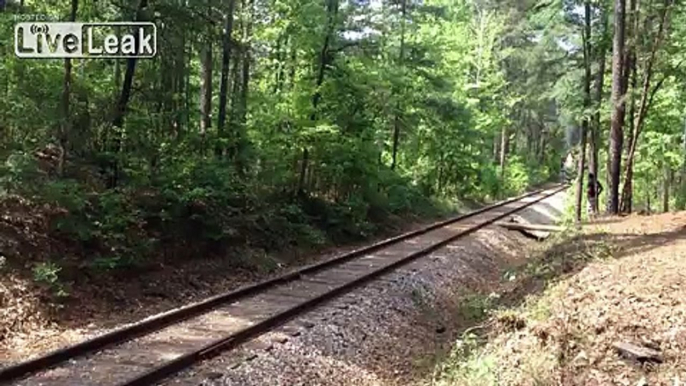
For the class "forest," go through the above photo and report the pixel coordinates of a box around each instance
[0,0,683,274]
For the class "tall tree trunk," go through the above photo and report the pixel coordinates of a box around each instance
[391,0,407,171]
[493,131,501,164]
[589,8,609,213]
[228,30,243,159]
[236,0,254,175]
[538,129,547,164]
[607,0,627,215]
[310,0,338,121]
[58,0,78,176]
[620,0,671,213]
[297,147,309,195]
[288,42,297,90]
[298,0,338,193]
[576,1,592,223]
[216,0,237,156]
[185,38,191,131]
[619,0,639,213]
[160,43,174,133]
[679,116,686,210]
[114,56,122,90]
[199,27,213,147]
[663,166,672,213]
[176,8,187,136]
[499,126,509,181]
[110,0,148,188]
[621,57,637,213]
[510,130,517,154]
[576,126,588,222]
[172,28,186,139]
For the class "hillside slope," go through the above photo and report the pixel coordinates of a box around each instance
[434,212,686,386]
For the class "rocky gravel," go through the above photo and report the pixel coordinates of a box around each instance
[163,191,567,386]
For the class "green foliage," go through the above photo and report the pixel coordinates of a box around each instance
[457,292,501,323]
[501,156,531,196]
[32,261,68,298]
[0,152,46,195]
[0,0,567,271]
[560,191,580,226]
[436,331,498,386]
[32,261,61,284]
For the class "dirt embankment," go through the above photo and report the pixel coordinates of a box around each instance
[434,212,686,386]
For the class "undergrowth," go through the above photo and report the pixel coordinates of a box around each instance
[0,149,555,293]
[430,228,616,386]
[0,153,442,274]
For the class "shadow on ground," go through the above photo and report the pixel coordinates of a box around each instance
[430,216,686,366]
[492,218,686,310]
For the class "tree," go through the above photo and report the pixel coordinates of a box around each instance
[109,0,149,188]
[589,6,609,214]
[607,0,627,214]
[575,0,592,223]
[58,0,78,176]
[620,0,674,213]
[391,0,407,171]
[199,0,214,147]
[0,0,575,274]
[216,0,237,157]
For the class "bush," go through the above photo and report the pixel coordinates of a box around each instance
[0,143,546,275]
[32,261,68,297]
[502,156,531,196]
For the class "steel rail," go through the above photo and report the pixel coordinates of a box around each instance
[118,185,567,386]
[0,183,566,384]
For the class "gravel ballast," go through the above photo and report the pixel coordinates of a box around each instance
[164,191,567,386]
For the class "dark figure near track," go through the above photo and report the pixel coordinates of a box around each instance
[587,173,603,217]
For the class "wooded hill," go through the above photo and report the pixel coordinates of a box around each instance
[0,0,682,273]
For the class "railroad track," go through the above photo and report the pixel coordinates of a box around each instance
[1,184,567,386]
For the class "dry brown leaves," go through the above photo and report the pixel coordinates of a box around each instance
[484,213,686,386]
